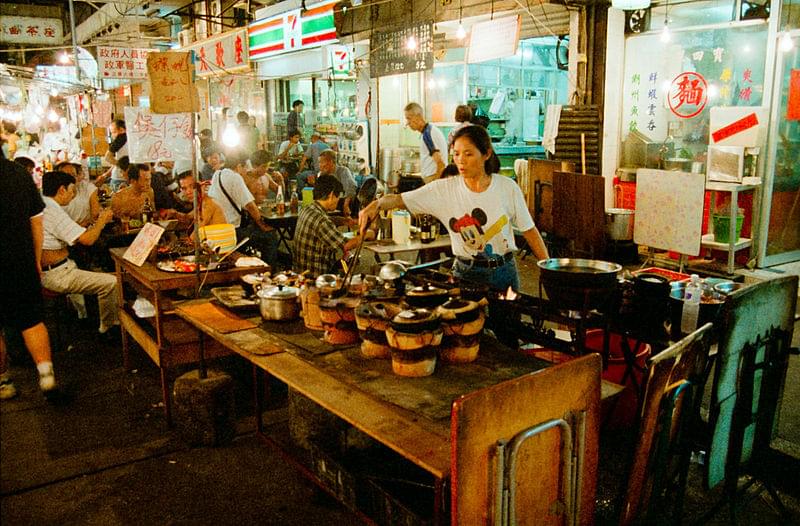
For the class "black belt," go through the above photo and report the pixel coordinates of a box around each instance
[457,252,514,269]
[44,258,68,271]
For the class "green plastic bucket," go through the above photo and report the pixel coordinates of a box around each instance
[712,214,744,243]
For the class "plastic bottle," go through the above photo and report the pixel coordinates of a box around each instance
[680,274,702,334]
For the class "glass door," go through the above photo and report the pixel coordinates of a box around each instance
[760,30,800,266]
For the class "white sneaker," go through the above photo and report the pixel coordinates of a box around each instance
[36,363,57,393]
[0,373,18,400]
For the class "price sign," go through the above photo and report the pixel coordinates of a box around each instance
[370,21,433,79]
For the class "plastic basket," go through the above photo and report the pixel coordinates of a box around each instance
[712,214,744,243]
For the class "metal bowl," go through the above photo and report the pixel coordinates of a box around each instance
[714,281,747,295]
[537,258,622,311]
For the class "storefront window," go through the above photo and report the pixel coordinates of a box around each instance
[649,0,738,30]
[622,23,768,163]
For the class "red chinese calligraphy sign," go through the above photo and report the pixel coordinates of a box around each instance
[668,72,708,119]
[788,69,800,122]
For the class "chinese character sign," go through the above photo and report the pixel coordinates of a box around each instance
[124,107,194,163]
[669,72,708,119]
[186,29,249,77]
[146,52,199,114]
[97,46,152,79]
[0,16,63,45]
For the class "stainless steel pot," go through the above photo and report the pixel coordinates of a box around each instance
[605,208,635,241]
[257,284,301,321]
[537,258,622,311]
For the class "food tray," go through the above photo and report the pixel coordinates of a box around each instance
[156,256,208,273]
[210,285,257,310]
[632,267,691,282]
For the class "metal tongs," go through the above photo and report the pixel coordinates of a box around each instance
[337,178,380,296]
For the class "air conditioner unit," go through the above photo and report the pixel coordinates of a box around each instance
[178,29,194,48]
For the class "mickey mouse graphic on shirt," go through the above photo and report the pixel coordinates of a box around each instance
[449,208,509,257]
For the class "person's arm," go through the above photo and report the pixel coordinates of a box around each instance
[244,201,274,232]
[277,143,289,160]
[30,214,44,275]
[358,193,406,234]
[94,167,113,186]
[431,151,446,181]
[103,150,117,166]
[522,226,549,260]
[89,191,101,221]
[77,208,114,246]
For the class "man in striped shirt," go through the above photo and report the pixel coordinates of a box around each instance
[40,171,119,337]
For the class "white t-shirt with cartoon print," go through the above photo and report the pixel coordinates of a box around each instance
[402,174,535,259]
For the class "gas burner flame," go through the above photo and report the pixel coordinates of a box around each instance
[498,286,518,301]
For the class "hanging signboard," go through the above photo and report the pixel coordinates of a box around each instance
[97,46,153,80]
[0,16,63,45]
[35,65,79,85]
[248,0,338,60]
[146,51,200,114]
[466,16,520,64]
[124,107,194,163]
[370,21,433,79]
[185,28,249,77]
[788,69,800,121]
[328,44,352,77]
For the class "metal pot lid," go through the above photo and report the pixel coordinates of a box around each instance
[315,273,341,289]
[258,284,300,299]
[537,258,622,275]
[392,308,439,325]
[407,283,447,297]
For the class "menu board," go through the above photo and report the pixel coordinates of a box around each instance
[466,16,520,64]
[146,51,200,114]
[123,223,165,267]
[370,21,433,79]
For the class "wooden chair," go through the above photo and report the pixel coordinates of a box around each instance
[451,354,601,525]
[700,275,798,524]
[41,287,72,352]
[595,323,714,525]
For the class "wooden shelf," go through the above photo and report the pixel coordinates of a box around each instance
[701,234,752,252]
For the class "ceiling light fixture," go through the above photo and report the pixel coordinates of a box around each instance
[780,32,794,52]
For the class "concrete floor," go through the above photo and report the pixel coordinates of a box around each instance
[2,254,799,525]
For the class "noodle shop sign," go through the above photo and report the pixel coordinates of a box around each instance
[669,71,708,119]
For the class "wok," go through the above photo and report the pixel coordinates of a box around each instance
[537,258,622,312]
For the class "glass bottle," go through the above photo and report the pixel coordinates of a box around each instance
[275,184,285,215]
[289,188,299,214]
[142,198,154,224]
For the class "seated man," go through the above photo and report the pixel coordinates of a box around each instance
[246,150,284,204]
[151,160,182,214]
[318,149,358,217]
[293,175,373,276]
[40,171,118,336]
[296,132,329,189]
[111,163,155,221]
[59,161,100,227]
[207,152,279,268]
[199,145,220,182]
[177,170,227,237]
[276,131,303,182]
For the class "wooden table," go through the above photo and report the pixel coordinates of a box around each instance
[175,299,623,523]
[109,248,268,425]
[363,235,452,263]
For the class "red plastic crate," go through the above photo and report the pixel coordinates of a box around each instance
[613,177,636,210]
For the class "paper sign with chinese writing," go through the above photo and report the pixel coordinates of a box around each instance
[123,107,194,163]
[35,65,78,84]
[788,70,800,121]
[97,46,152,79]
[0,16,63,45]
[709,106,768,147]
[146,52,200,114]
[467,16,520,64]
[123,223,165,267]
[91,99,113,128]
[185,28,249,77]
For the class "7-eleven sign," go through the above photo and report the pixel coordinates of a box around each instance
[285,10,302,51]
[328,45,351,77]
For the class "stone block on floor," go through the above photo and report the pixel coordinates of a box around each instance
[173,369,235,447]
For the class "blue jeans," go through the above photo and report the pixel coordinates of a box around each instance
[452,257,521,349]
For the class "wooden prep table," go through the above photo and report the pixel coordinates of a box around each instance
[175,298,623,523]
[109,248,268,425]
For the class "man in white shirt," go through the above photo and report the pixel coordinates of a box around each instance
[104,120,129,192]
[58,161,100,227]
[404,102,447,184]
[40,171,119,336]
[207,152,279,269]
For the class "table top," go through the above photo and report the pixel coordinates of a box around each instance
[364,235,451,255]
[109,247,269,291]
[175,299,623,479]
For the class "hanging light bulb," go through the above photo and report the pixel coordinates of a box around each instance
[780,32,794,52]
[47,110,59,123]
[456,23,466,40]
[660,22,671,43]
[221,123,240,148]
[58,52,70,64]
[406,35,417,51]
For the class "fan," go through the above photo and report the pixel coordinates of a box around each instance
[625,9,650,34]
[741,0,769,20]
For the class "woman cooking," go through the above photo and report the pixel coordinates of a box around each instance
[359,125,549,347]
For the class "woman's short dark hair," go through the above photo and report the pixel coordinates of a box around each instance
[313,174,343,200]
[454,105,472,123]
[42,171,75,197]
[451,125,500,174]
[292,100,304,109]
